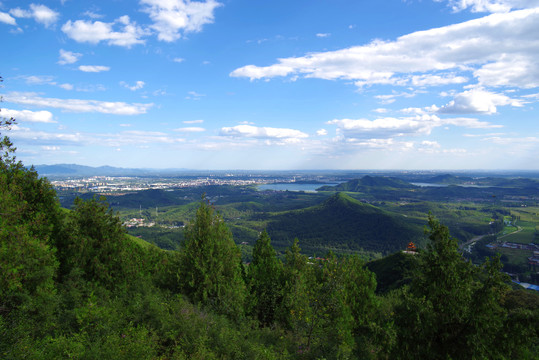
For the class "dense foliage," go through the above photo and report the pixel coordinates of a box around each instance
[1,110,538,358]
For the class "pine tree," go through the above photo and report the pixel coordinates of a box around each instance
[247,230,282,327]
[392,215,512,359]
[178,197,245,319]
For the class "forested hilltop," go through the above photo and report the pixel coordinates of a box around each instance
[1,116,539,359]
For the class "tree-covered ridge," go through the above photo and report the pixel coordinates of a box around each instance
[267,192,423,255]
[1,109,538,358]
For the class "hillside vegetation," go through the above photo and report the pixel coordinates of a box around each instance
[267,192,423,255]
[1,115,538,359]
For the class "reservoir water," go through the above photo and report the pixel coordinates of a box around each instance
[257,183,339,192]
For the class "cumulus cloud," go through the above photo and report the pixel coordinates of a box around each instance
[140,0,222,42]
[437,88,523,114]
[231,8,539,90]
[4,92,153,115]
[62,15,146,47]
[220,124,308,141]
[0,108,55,123]
[10,4,59,28]
[58,49,82,65]
[120,80,145,90]
[0,11,16,25]
[78,65,110,72]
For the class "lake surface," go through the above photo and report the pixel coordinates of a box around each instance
[411,182,448,187]
[257,183,339,192]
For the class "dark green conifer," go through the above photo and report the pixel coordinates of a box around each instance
[179,197,245,318]
[247,230,282,327]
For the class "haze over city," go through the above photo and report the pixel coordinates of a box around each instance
[1,0,539,170]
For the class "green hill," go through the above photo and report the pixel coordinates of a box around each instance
[426,174,473,184]
[318,175,415,192]
[267,192,422,255]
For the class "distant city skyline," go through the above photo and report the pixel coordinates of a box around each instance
[1,0,539,170]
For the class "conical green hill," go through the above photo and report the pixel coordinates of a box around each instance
[267,192,421,254]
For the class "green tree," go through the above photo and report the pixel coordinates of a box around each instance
[0,98,61,355]
[247,230,283,327]
[392,215,512,359]
[57,196,145,289]
[179,197,246,318]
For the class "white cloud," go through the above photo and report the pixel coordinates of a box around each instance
[316,129,328,136]
[62,16,146,47]
[231,8,539,90]
[0,108,55,123]
[409,73,468,87]
[343,138,415,151]
[316,33,330,38]
[400,107,426,115]
[474,55,539,88]
[328,113,501,140]
[185,91,205,100]
[4,92,153,115]
[173,57,185,63]
[9,127,184,148]
[174,127,206,132]
[439,0,539,13]
[421,140,441,148]
[140,0,222,42]
[78,65,110,72]
[481,135,539,144]
[58,49,82,65]
[183,119,204,124]
[442,116,503,128]
[220,124,308,140]
[120,80,145,90]
[375,91,417,104]
[10,4,59,28]
[41,146,60,151]
[437,88,523,114]
[21,75,54,85]
[59,83,74,90]
[0,11,16,25]
[328,116,439,139]
[82,11,104,19]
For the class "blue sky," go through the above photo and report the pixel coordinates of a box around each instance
[1,0,538,170]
